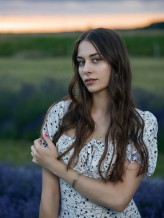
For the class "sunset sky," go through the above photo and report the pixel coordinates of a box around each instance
[0,0,164,33]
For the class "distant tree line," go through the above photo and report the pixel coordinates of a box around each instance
[0,30,163,58]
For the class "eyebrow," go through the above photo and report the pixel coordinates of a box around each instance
[77,52,100,59]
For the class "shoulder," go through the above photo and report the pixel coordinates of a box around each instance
[44,99,71,125]
[127,108,158,176]
[47,99,71,117]
[135,108,158,129]
[41,99,71,141]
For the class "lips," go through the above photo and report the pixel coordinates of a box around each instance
[84,78,97,83]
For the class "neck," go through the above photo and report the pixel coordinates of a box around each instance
[91,91,110,117]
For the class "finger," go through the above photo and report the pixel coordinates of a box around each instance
[31,150,37,158]
[32,157,38,164]
[34,138,41,146]
[31,145,36,152]
[43,133,53,146]
[31,145,40,158]
[31,151,33,157]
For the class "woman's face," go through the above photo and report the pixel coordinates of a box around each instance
[77,40,111,95]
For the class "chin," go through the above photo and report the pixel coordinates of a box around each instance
[86,86,108,95]
[87,89,102,94]
[87,87,99,93]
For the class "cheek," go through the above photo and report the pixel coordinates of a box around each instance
[78,68,83,78]
[102,66,111,82]
[107,71,111,82]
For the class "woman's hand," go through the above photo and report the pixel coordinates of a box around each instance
[31,134,63,175]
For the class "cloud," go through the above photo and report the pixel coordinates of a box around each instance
[0,0,163,16]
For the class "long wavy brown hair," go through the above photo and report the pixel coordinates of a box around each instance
[52,28,148,182]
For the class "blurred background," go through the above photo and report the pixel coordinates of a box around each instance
[0,0,164,217]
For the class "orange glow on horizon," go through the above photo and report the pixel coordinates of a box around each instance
[0,13,164,33]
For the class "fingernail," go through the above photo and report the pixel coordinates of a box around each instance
[44,133,49,138]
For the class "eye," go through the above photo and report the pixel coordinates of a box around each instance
[92,58,102,63]
[77,59,85,66]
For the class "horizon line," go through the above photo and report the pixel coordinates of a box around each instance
[0,14,163,34]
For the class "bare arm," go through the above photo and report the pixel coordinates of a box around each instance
[39,169,60,218]
[32,137,144,213]
[59,160,143,212]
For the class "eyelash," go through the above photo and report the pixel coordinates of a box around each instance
[78,60,85,66]
[77,58,102,66]
[92,58,102,63]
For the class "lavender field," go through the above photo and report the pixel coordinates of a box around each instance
[0,164,41,218]
[0,163,163,218]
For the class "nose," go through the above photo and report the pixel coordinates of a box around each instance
[82,61,92,74]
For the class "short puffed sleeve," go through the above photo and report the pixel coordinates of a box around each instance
[41,100,70,147]
[126,110,158,177]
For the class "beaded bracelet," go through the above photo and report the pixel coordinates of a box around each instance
[72,172,83,188]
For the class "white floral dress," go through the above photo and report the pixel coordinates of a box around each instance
[42,100,158,218]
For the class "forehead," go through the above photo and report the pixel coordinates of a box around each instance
[77,40,98,57]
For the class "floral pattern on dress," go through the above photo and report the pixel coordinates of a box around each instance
[42,100,158,218]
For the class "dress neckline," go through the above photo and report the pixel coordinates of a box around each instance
[63,133,106,146]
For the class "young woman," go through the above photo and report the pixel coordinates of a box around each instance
[31,28,158,218]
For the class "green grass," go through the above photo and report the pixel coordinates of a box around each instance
[0,139,163,177]
[0,57,163,92]
[131,58,164,92]
[0,57,72,92]
[153,153,164,177]
[0,140,32,165]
